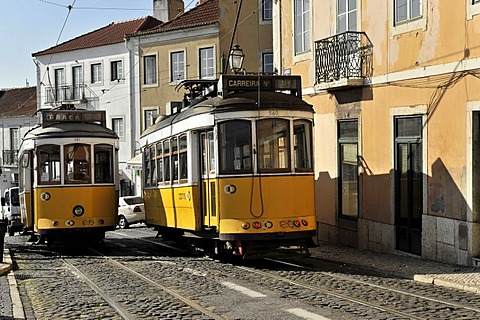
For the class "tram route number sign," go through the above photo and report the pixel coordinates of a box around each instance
[219,75,302,97]
[41,110,107,127]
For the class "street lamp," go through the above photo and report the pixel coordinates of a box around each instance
[228,44,245,74]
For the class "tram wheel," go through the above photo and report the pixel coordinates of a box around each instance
[118,216,129,229]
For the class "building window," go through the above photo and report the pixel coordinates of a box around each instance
[144,55,157,85]
[72,66,83,100]
[262,0,272,20]
[337,0,357,33]
[294,0,310,54]
[112,118,124,140]
[10,128,19,150]
[338,120,358,219]
[111,60,123,81]
[475,0,480,4]
[262,52,274,74]
[199,47,214,79]
[394,0,421,25]
[144,109,158,129]
[54,68,65,101]
[170,51,185,82]
[91,63,102,83]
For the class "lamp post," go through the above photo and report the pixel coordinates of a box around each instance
[228,44,245,74]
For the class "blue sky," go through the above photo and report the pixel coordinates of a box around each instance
[0,0,195,89]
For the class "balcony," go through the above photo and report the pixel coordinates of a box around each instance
[315,31,373,91]
[3,150,18,166]
[45,84,99,109]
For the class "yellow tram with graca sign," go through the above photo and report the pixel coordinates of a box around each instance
[18,109,120,245]
[141,74,316,257]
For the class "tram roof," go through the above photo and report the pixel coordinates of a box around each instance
[141,90,313,138]
[23,122,119,141]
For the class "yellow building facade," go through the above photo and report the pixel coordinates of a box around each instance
[275,0,480,266]
[129,0,273,133]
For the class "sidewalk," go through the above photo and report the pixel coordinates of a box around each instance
[309,244,480,294]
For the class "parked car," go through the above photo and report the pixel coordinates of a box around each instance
[1,187,23,236]
[117,196,145,229]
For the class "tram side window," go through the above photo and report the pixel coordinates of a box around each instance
[171,137,179,183]
[294,120,313,171]
[163,140,171,183]
[37,145,61,184]
[179,135,188,182]
[144,148,151,187]
[150,145,157,185]
[219,120,252,174]
[257,119,290,172]
[94,144,114,183]
[65,144,92,184]
[156,142,163,184]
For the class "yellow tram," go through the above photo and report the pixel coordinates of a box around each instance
[18,109,120,244]
[141,74,316,257]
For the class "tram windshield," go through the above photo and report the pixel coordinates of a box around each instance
[293,120,313,171]
[65,144,91,184]
[37,145,61,184]
[219,120,252,174]
[257,119,290,172]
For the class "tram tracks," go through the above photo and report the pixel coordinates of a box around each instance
[109,230,480,319]
[60,248,225,320]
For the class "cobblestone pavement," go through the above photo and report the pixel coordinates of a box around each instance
[0,229,480,319]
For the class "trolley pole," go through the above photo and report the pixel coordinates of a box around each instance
[0,220,5,262]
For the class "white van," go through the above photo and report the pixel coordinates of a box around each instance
[1,187,22,236]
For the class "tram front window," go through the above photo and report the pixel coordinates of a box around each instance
[65,144,91,184]
[257,119,290,172]
[37,145,61,184]
[94,144,114,183]
[294,120,313,171]
[219,120,252,174]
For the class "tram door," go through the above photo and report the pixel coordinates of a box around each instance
[200,131,218,228]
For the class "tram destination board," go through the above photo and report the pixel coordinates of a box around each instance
[219,74,302,97]
[41,110,107,127]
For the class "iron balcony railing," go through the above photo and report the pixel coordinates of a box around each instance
[3,150,18,166]
[315,31,373,85]
[45,84,99,108]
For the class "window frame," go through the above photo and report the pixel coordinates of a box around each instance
[112,117,125,141]
[262,52,274,74]
[337,119,359,220]
[10,128,20,151]
[143,54,157,86]
[170,50,186,83]
[37,144,61,185]
[394,0,422,25]
[110,60,123,82]
[144,109,158,131]
[262,0,272,21]
[336,0,358,33]
[91,63,102,84]
[293,0,311,56]
[199,46,215,79]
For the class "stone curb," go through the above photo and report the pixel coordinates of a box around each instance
[2,248,25,319]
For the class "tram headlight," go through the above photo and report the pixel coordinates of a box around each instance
[301,219,308,226]
[98,219,104,225]
[73,205,85,217]
[253,221,261,229]
[294,220,301,227]
[241,222,250,230]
